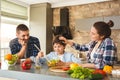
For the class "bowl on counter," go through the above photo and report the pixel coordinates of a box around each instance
[5,60,17,66]
[4,54,18,66]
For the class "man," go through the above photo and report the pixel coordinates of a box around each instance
[9,24,41,62]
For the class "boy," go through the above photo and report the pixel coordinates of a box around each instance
[37,35,80,66]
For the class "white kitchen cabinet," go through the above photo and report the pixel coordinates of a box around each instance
[75,16,120,31]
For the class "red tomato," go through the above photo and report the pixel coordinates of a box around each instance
[62,67,70,71]
[93,69,106,76]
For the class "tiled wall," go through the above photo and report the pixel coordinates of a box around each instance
[53,1,120,60]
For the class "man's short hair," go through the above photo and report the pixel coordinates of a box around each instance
[16,24,29,33]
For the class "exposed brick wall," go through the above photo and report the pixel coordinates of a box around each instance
[53,1,120,60]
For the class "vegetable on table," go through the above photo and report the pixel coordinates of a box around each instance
[62,66,70,71]
[21,60,31,70]
[67,66,94,79]
[4,54,18,66]
[89,73,103,80]
[67,67,106,80]
[93,69,106,76]
[70,63,79,70]
[67,69,74,75]
[103,65,112,74]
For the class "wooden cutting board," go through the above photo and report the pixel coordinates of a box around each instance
[49,66,67,72]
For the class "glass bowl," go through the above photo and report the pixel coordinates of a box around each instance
[4,54,18,66]
[5,60,17,66]
[47,59,59,67]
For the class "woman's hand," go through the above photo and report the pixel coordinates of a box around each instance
[59,36,74,46]
[80,63,96,69]
[59,36,68,44]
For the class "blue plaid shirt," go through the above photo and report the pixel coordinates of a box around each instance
[9,36,40,59]
[72,38,117,69]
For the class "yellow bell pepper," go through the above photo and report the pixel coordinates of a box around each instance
[103,65,112,74]
[70,63,79,70]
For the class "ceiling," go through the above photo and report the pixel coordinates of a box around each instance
[9,0,111,8]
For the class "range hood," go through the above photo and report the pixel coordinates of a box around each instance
[52,7,72,39]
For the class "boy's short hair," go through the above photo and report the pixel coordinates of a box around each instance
[52,35,66,47]
[16,24,29,33]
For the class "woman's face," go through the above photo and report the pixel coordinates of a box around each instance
[53,43,65,55]
[90,27,104,41]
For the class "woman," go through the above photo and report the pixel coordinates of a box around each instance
[59,20,117,69]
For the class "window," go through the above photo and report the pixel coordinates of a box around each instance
[1,16,28,58]
[1,0,28,20]
[1,23,16,48]
[0,0,29,63]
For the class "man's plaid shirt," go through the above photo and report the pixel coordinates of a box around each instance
[9,36,40,59]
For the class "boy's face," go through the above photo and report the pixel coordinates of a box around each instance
[53,43,65,55]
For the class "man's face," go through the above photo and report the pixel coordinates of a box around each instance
[16,30,30,43]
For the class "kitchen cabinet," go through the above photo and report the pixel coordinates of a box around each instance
[75,16,120,31]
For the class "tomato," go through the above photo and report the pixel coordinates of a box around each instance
[62,67,70,71]
[21,60,31,70]
[93,69,106,76]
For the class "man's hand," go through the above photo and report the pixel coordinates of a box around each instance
[17,39,27,58]
[18,39,27,46]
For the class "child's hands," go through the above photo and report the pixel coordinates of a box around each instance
[36,51,44,59]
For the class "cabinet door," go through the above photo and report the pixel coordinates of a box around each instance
[75,17,103,31]
[75,16,120,31]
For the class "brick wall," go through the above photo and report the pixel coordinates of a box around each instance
[53,1,120,60]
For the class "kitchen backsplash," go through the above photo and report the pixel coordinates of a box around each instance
[53,0,120,60]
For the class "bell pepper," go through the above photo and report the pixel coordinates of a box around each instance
[21,60,31,70]
[103,65,112,74]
